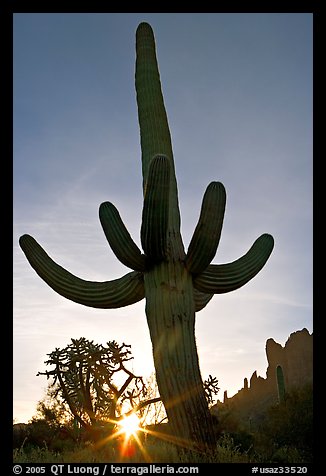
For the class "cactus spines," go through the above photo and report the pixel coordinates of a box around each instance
[276,364,286,403]
[19,22,274,451]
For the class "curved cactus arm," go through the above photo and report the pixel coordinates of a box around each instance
[99,202,146,272]
[193,233,274,294]
[185,182,226,275]
[141,154,170,262]
[19,234,145,308]
[193,288,214,312]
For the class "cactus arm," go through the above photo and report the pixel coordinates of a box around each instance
[99,202,146,272]
[193,233,274,294]
[19,234,145,308]
[185,182,226,275]
[193,288,214,312]
[140,155,170,262]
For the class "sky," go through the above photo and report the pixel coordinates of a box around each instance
[13,13,313,424]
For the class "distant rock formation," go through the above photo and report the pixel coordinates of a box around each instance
[211,328,313,424]
[265,328,313,393]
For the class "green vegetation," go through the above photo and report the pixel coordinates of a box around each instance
[255,384,313,463]
[13,381,312,464]
[13,434,249,464]
[216,384,313,464]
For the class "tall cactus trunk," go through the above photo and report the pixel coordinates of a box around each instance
[136,23,216,450]
[145,262,216,450]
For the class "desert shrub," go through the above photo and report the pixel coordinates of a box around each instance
[14,384,312,464]
[227,430,254,454]
[13,445,64,463]
[214,433,250,462]
[254,384,313,463]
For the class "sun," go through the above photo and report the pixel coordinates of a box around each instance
[117,413,140,437]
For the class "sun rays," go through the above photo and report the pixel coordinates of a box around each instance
[114,414,150,462]
[90,411,199,462]
[117,413,141,437]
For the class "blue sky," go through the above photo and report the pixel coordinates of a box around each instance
[13,13,313,423]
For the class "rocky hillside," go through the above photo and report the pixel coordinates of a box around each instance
[211,328,313,426]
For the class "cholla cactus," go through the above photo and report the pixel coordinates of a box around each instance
[19,22,274,451]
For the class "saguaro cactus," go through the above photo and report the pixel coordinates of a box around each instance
[19,22,274,451]
[276,365,286,403]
